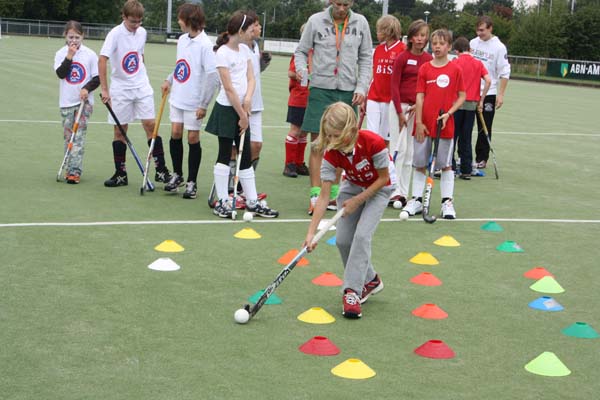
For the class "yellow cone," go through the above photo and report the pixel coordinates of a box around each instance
[331,358,376,379]
[530,276,565,294]
[410,252,439,265]
[297,307,336,324]
[154,240,184,252]
[234,228,262,239]
[434,235,461,247]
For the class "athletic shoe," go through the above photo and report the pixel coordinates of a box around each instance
[388,195,407,208]
[472,169,486,177]
[361,274,384,304]
[247,201,279,218]
[213,199,233,218]
[104,171,128,187]
[476,160,487,169]
[296,163,309,176]
[403,198,423,216]
[327,199,338,211]
[458,173,471,180]
[164,173,184,192]
[342,289,362,319]
[441,199,456,220]
[308,195,318,216]
[155,167,171,183]
[66,174,80,184]
[182,181,197,199]
[283,163,298,178]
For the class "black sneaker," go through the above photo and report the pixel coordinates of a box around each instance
[247,200,279,218]
[155,167,171,183]
[104,171,128,187]
[296,162,309,176]
[164,173,184,192]
[183,181,197,199]
[283,163,298,178]
[213,199,233,218]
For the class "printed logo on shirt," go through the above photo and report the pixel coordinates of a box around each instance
[67,62,86,85]
[174,59,191,83]
[122,51,140,75]
[436,74,450,88]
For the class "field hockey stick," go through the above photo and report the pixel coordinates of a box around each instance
[230,130,246,220]
[56,101,85,181]
[207,182,218,208]
[422,110,444,224]
[141,92,168,195]
[243,207,345,321]
[101,96,155,191]
[392,108,415,162]
[477,109,499,179]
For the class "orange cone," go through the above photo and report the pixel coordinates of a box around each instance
[524,267,554,280]
[410,272,442,286]
[412,303,448,319]
[312,272,343,286]
[277,249,309,266]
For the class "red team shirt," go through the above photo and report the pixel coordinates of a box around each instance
[323,130,392,188]
[367,40,406,102]
[390,50,433,113]
[288,54,309,108]
[416,62,465,139]
[453,53,488,102]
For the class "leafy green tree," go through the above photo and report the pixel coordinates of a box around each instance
[565,4,600,60]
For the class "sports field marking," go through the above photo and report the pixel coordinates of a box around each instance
[0,119,599,137]
[1,217,599,228]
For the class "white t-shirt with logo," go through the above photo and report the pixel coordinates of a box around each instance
[469,36,511,96]
[215,44,253,106]
[100,22,152,94]
[170,31,216,111]
[54,44,99,107]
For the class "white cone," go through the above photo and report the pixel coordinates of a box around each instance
[148,257,180,271]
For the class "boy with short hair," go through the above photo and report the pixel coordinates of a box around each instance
[99,0,170,187]
[406,29,465,219]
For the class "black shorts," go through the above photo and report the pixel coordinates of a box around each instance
[286,106,306,127]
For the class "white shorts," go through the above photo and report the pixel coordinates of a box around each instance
[249,111,262,143]
[169,104,202,131]
[366,100,390,141]
[108,87,155,125]
[413,137,454,169]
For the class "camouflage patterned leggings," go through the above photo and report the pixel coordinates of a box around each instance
[60,102,93,176]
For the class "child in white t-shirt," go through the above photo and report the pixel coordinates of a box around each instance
[99,0,170,187]
[54,20,99,184]
[160,3,218,199]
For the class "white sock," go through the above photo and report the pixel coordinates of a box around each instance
[213,163,230,201]
[440,170,454,200]
[411,170,426,199]
[239,168,257,203]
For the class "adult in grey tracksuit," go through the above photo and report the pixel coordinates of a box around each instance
[294,0,373,213]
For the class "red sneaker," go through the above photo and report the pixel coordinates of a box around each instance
[342,289,362,319]
[361,274,384,304]
[66,174,80,184]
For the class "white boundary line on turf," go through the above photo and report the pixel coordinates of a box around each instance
[1,217,599,228]
[1,119,600,137]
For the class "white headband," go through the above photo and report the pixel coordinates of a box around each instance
[240,14,247,32]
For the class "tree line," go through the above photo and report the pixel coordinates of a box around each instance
[2,0,599,60]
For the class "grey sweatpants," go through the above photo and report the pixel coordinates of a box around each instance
[336,180,393,295]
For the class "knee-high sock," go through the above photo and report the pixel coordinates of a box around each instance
[297,135,308,165]
[169,138,183,176]
[187,142,201,183]
[239,167,258,203]
[214,163,230,201]
[149,136,166,169]
[112,140,127,172]
[440,170,454,200]
[411,170,426,199]
[285,135,298,165]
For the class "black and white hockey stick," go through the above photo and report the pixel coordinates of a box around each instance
[422,110,444,224]
[242,208,345,321]
[101,95,155,191]
[477,109,499,179]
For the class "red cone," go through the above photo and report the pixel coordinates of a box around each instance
[410,272,442,286]
[524,267,554,280]
[299,336,340,356]
[412,303,448,319]
[414,340,455,359]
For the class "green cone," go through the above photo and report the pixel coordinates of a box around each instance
[524,352,571,377]
[248,290,282,305]
[496,240,524,253]
[562,322,600,339]
[481,221,504,232]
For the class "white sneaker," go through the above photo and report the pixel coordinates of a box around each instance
[441,199,456,220]
[403,198,423,216]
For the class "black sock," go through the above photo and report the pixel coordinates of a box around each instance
[112,140,127,173]
[188,142,201,183]
[170,138,183,176]
[149,136,166,170]
[251,157,259,171]
[442,197,451,203]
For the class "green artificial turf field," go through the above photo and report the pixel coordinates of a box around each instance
[1,35,599,399]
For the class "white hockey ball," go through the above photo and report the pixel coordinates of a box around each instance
[243,211,253,222]
[399,211,410,221]
[234,308,250,324]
